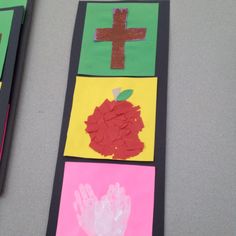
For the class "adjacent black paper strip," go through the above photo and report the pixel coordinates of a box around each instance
[0,0,35,194]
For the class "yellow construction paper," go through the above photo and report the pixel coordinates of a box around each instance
[64,76,158,162]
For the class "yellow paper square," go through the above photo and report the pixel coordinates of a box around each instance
[64,76,158,162]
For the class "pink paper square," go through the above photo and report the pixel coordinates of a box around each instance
[56,162,155,236]
[0,105,10,160]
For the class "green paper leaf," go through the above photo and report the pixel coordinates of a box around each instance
[117,89,133,101]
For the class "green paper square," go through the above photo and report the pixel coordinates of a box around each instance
[78,3,159,76]
[0,10,14,80]
[0,0,27,9]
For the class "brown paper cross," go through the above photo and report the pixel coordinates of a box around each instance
[95,9,146,69]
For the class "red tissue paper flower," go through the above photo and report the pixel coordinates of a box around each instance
[85,89,144,160]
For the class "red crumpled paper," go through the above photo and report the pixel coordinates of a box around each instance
[85,99,144,159]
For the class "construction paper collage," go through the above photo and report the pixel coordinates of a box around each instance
[0,0,34,193]
[47,1,169,236]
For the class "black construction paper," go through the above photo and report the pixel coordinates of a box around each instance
[46,1,169,235]
[0,7,23,150]
[0,0,35,194]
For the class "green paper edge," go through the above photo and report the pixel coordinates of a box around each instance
[0,0,27,9]
[0,10,14,80]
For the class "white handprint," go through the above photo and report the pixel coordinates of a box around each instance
[73,184,98,236]
[94,183,131,236]
[108,183,131,236]
[94,196,114,236]
[73,183,131,236]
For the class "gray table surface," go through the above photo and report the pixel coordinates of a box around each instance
[0,0,235,235]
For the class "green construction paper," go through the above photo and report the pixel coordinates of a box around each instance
[117,89,133,101]
[0,0,27,9]
[0,10,14,80]
[78,3,159,76]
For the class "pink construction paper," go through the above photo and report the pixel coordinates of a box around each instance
[56,162,155,236]
[0,105,10,160]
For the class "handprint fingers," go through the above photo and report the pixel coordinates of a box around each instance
[74,185,100,236]
[107,183,115,198]
[85,184,97,202]
[123,196,131,220]
[74,190,84,214]
[115,182,124,195]
[107,183,122,204]
[79,184,89,202]
[74,191,84,226]
[110,183,128,217]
